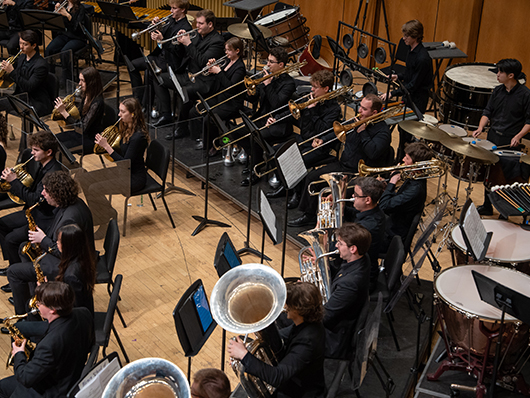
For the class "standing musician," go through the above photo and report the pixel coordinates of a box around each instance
[239,47,296,186]
[0,282,94,398]
[129,0,191,108]
[471,58,530,216]
[190,37,246,155]
[1,30,52,117]
[379,142,432,249]
[7,170,94,315]
[265,69,342,205]
[0,131,62,269]
[55,66,105,154]
[323,223,371,359]
[44,0,87,88]
[0,0,32,55]
[379,19,433,161]
[153,9,225,139]
[288,94,392,228]
[228,282,326,398]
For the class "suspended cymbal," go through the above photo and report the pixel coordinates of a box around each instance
[228,23,272,40]
[440,136,499,163]
[398,120,447,142]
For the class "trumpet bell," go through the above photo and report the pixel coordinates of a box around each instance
[211,264,286,335]
[102,358,189,398]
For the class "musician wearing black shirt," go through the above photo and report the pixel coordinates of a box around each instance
[0,0,32,55]
[472,58,530,215]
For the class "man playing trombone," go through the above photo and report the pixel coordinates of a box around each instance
[128,0,192,109]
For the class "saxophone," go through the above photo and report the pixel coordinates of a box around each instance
[93,118,122,162]
[51,85,82,121]
[4,308,39,368]
[0,155,35,205]
[21,198,44,262]
[28,251,48,310]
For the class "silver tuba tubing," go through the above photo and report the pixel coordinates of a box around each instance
[314,172,356,229]
[101,357,189,398]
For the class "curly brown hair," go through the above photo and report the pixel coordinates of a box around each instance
[0,113,7,147]
[42,171,79,208]
[28,131,58,155]
[119,97,149,144]
[285,282,324,323]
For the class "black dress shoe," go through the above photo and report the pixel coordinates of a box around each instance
[241,173,261,187]
[287,213,317,228]
[1,327,8,334]
[195,139,204,150]
[0,267,8,277]
[266,185,285,198]
[153,116,174,127]
[477,205,493,216]
[8,297,14,306]
[241,168,250,175]
[287,191,300,209]
[1,283,11,293]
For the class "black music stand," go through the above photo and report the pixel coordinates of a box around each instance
[223,0,277,22]
[191,93,231,236]
[257,190,281,264]
[0,12,8,30]
[472,271,530,398]
[173,279,217,382]
[238,110,273,261]
[21,10,65,51]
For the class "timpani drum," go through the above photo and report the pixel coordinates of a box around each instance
[434,265,530,362]
[255,7,310,54]
[450,219,530,273]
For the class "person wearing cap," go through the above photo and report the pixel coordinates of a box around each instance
[472,58,530,216]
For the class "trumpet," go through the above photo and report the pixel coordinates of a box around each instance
[131,15,171,40]
[54,0,68,13]
[188,55,229,83]
[159,28,198,45]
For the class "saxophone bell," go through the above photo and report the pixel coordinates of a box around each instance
[4,309,38,368]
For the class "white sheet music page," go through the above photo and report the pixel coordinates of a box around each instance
[260,190,277,242]
[168,66,186,103]
[462,203,488,259]
[277,144,307,190]
[76,357,120,398]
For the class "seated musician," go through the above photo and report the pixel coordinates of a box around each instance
[471,58,530,216]
[44,0,87,88]
[288,94,392,227]
[0,0,32,55]
[153,9,225,138]
[0,114,10,188]
[191,368,231,398]
[228,282,326,398]
[379,142,432,250]
[7,170,94,315]
[55,66,105,154]
[190,37,246,155]
[265,69,342,206]
[323,223,371,359]
[0,281,94,398]
[239,47,296,186]
[129,0,192,108]
[1,30,53,117]
[0,131,62,269]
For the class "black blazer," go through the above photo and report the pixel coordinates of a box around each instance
[12,53,52,117]
[110,130,148,193]
[242,322,326,398]
[160,16,193,72]
[213,58,246,109]
[251,73,296,120]
[11,308,94,398]
[182,30,225,86]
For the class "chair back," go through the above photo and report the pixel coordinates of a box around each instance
[101,102,117,129]
[145,140,169,185]
[101,274,123,348]
[103,219,120,276]
[384,236,406,295]
[46,72,58,105]
[403,212,422,255]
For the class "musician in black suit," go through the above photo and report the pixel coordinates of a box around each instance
[0,0,33,55]
[7,170,94,315]
[0,132,62,268]
[228,282,326,398]
[129,0,192,108]
[153,9,225,139]
[323,223,371,359]
[1,30,52,117]
[0,281,94,398]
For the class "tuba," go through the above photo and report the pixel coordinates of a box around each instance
[0,155,35,205]
[94,118,122,162]
[211,264,286,398]
[21,198,43,262]
[4,308,39,368]
[102,357,190,398]
[51,85,82,121]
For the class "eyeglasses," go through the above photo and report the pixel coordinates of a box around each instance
[267,59,279,64]
[352,192,367,198]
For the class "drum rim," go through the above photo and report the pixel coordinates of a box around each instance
[450,220,530,263]
[434,264,527,323]
[255,6,299,25]
[443,62,497,93]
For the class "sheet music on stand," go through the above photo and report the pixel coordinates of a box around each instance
[168,66,187,103]
[459,199,492,261]
[258,190,282,245]
[75,355,121,398]
[275,140,307,190]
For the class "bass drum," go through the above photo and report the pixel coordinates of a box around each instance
[434,265,530,364]
[298,38,333,76]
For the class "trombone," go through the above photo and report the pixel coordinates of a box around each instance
[288,83,357,120]
[159,28,198,44]
[131,15,171,40]
[188,55,229,83]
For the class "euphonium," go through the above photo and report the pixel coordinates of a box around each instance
[4,308,39,368]
[21,198,43,262]
[94,118,122,162]
[51,85,82,121]
[0,50,21,80]
[311,172,356,228]
[0,155,35,205]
